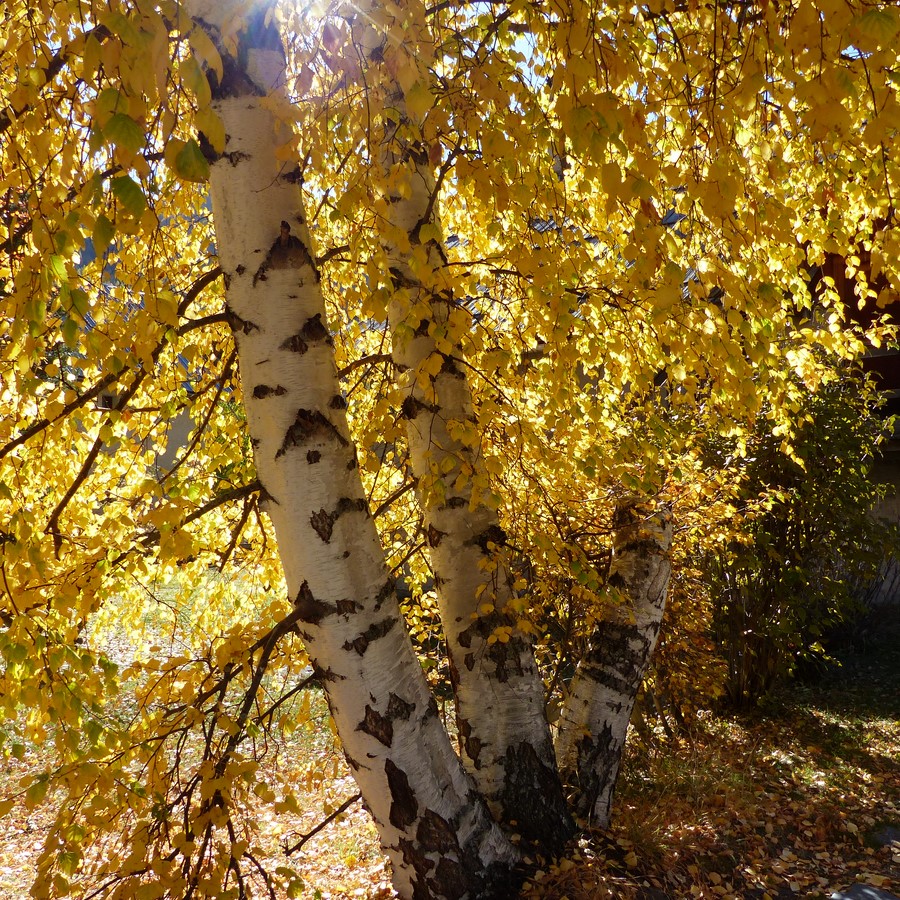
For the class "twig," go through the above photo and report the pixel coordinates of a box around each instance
[283,794,362,855]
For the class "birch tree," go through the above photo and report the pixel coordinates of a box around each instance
[1,0,898,897]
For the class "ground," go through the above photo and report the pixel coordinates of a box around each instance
[1,607,897,899]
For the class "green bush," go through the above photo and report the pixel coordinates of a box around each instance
[703,366,895,707]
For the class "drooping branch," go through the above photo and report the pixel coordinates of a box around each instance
[0,24,112,136]
[0,267,222,462]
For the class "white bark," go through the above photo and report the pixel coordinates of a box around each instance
[555,500,672,827]
[186,4,518,896]
[353,14,572,851]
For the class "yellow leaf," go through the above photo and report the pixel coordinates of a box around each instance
[404,80,432,122]
[195,106,225,155]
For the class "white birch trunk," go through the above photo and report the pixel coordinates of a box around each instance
[186,4,518,896]
[555,500,672,827]
[353,13,573,851]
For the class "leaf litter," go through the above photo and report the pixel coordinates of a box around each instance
[1,610,897,899]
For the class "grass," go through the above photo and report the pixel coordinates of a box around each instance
[1,605,898,899]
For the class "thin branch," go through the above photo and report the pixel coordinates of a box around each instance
[177,311,228,334]
[160,350,236,485]
[335,352,395,380]
[135,480,262,552]
[315,244,350,266]
[0,267,222,461]
[176,267,223,317]
[256,671,319,726]
[217,493,255,572]
[372,479,415,520]
[44,367,150,554]
[283,794,362,855]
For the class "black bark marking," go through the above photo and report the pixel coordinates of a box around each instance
[236,264,246,276]
[440,354,464,376]
[207,45,265,99]
[581,620,650,695]
[198,130,218,163]
[459,716,482,767]
[398,838,435,880]
[401,140,430,169]
[487,635,527,684]
[310,497,367,542]
[306,450,321,464]
[253,221,318,286]
[416,809,460,853]
[280,334,308,354]
[426,523,446,548]
[444,496,467,510]
[431,858,467,900]
[276,409,348,458]
[258,485,277,509]
[468,524,507,552]
[385,759,418,828]
[401,395,438,420]
[281,165,303,184]
[346,448,358,470]
[357,704,393,746]
[374,579,394,610]
[336,598,360,615]
[386,692,415,722]
[571,722,617,821]
[329,394,347,409]
[342,616,397,656]
[252,384,287,399]
[293,581,336,625]
[463,652,475,671]
[225,150,251,166]
[250,437,261,451]
[300,313,330,343]
[498,741,574,853]
[336,497,368,516]
[224,306,260,335]
[309,508,335,543]
[311,663,342,683]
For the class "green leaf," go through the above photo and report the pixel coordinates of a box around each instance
[93,214,115,256]
[174,139,210,183]
[104,112,146,155]
[70,287,89,317]
[180,55,212,108]
[49,255,68,283]
[856,8,900,43]
[111,176,146,217]
[94,87,123,122]
[61,316,79,347]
